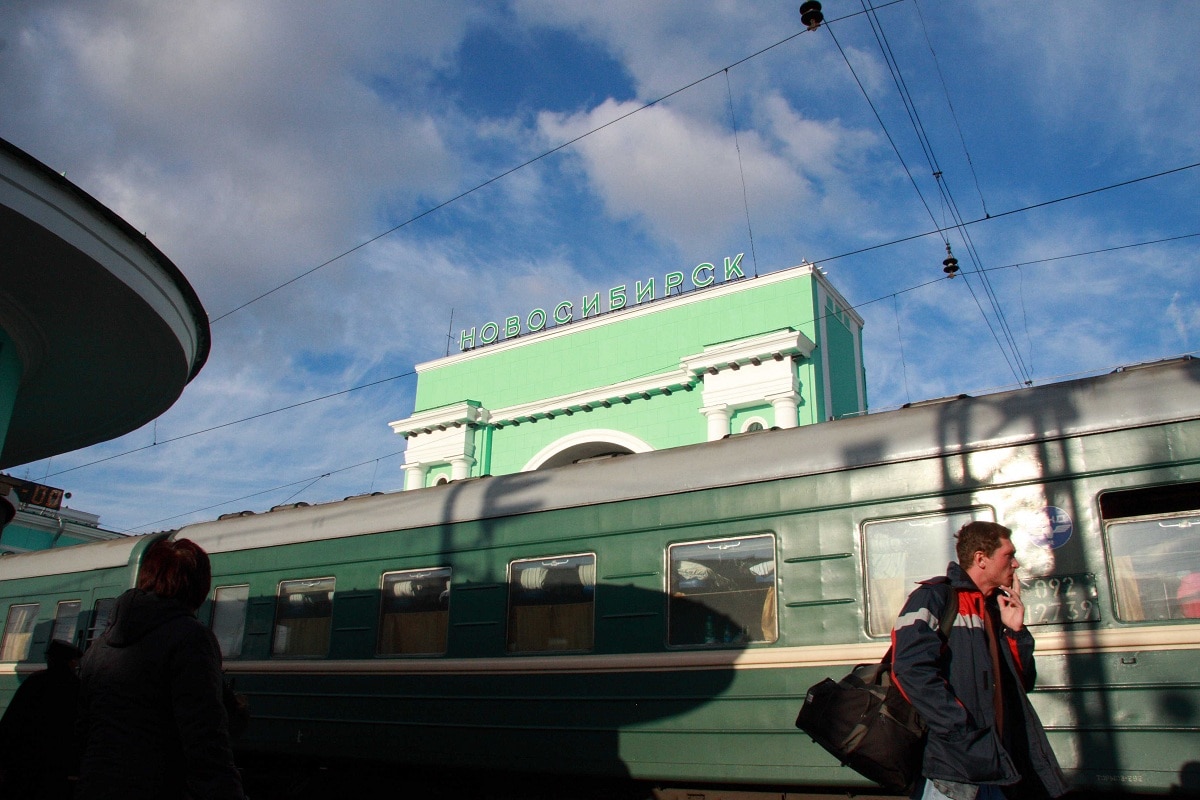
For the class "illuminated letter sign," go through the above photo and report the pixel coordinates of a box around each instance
[635,278,655,304]
[724,253,745,281]
[554,301,574,325]
[582,292,601,318]
[610,285,627,311]
[458,253,745,350]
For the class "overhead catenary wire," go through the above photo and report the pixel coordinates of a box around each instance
[825,10,1028,387]
[852,0,1032,386]
[205,3,899,324]
[914,0,989,218]
[725,68,759,278]
[126,452,405,532]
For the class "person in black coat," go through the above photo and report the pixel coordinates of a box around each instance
[0,639,83,800]
[75,538,245,800]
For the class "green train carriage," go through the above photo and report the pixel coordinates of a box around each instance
[2,357,1198,795]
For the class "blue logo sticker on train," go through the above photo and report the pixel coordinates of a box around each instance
[1032,506,1073,549]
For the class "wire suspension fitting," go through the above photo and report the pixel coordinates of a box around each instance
[800,1,824,31]
[942,243,960,278]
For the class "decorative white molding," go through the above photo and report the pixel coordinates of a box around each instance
[685,330,811,436]
[489,372,695,428]
[392,403,488,488]
[681,328,815,376]
[389,401,489,438]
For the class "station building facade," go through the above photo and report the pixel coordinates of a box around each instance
[389,260,866,489]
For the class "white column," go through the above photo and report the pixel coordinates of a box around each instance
[767,391,799,429]
[402,462,428,491]
[700,403,731,441]
[449,455,475,481]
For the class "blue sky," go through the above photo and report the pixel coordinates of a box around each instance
[2,0,1197,533]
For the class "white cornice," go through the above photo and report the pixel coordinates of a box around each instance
[489,370,698,427]
[389,401,488,438]
[682,328,815,376]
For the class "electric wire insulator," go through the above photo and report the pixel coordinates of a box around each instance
[942,243,960,278]
[800,1,824,31]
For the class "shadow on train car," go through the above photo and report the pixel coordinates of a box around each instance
[920,360,1200,792]
[211,468,752,799]
[230,585,745,800]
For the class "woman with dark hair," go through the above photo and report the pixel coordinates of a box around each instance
[76,538,245,799]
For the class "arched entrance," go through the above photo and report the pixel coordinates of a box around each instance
[523,430,653,471]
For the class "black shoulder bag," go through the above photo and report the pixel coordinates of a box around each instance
[794,586,957,793]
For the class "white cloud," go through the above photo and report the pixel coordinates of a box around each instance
[539,99,807,252]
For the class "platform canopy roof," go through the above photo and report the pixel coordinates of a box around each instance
[0,137,210,469]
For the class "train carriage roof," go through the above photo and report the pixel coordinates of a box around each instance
[0,531,163,581]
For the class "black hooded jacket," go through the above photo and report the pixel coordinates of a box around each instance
[76,588,244,800]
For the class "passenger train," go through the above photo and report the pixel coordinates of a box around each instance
[2,357,1198,797]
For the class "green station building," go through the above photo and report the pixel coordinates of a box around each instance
[390,259,866,489]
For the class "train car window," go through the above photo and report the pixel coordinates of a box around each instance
[506,554,595,653]
[272,578,335,657]
[378,567,451,656]
[863,509,993,636]
[210,585,250,658]
[84,598,117,649]
[0,603,40,661]
[51,600,82,647]
[667,534,777,647]
[1102,482,1200,622]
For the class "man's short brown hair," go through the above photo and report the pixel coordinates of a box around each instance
[137,538,212,611]
[955,521,1012,565]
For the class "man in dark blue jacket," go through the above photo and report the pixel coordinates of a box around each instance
[892,521,1067,800]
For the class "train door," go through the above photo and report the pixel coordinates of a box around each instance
[81,586,124,650]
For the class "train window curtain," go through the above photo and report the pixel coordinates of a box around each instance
[667,534,777,647]
[378,567,451,656]
[862,509,991,637]
[272,578,335,657]
[0,603,39,661]
[210,585,250,658]
[506,554,595,653]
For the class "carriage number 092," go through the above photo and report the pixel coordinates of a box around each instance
[1021,573,1100,625]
